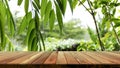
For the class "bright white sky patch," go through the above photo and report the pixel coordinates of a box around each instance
[64,2,95,29]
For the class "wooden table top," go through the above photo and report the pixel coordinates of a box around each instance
[0,51,120,64]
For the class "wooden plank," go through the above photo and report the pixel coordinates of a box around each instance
[85,52,113,64]
[32,52,52,64]
[8,52,39,64]
[0,52,14,56]
[44,51,58,64]
[109,51,120,55]
[75,52,102,64]
[0,52,23,60]
[96,52,120,64]
[56,51,67,64]
[64,51,79,64]
[21,52,43,64]
[0,52,31,64]
[71,52,93,64]
[0,52,23,61]
[0,51,120,64]
[91,52,118,64]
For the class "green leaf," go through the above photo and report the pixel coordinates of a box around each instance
[113,8,116,15]
[31,37,38,51]
[100,0,109,5]
[87,27,97,43]
[115,3,120,6]
[55,1,63,34]
[68,0,78,13]
[102,6,107,14]
[41,0,47,18]
[72,0,78,9]
[49,10,55,31]
[18,0,23,6]
[32,1,39,12]
[8,42,14,51]
[110,3,116,8]
[28,29,36,51]
[5,0,15,36]
[0,1,6,24]
[0,21,4,50]
[112,18,120,27]
[24,0,29,13]
[56,0,67,15]
[35,11,45,51]
[18,12,32,34]
[34,0,40,9]
[44,1,52,24]
[25,19,35,45]
[39,30,45,51]
[68,0,73,13]
[4,34,14,51]
[35,11,40,31]
[0,1,7,50]
[61,0,67,15]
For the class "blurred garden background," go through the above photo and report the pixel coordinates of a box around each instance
[0,0,120,51]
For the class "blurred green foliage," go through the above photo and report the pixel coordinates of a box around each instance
[42,19,87,39]
[1,0,120,51]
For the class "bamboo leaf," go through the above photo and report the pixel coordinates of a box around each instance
[72,0,78,9]
[31,37,38,51]
[49,10,55,31]
[7,10,15,36]
[0,1,7,50]
[56,0,67,15]
[8,41,14,51]
[35,11,40,31]
[5,0,15,36]
[35,11,41,51]
[0,21,4,50]
[44,1,52,24]
[55,1,63,34]
[35,11,45,51]
[61,0,67,15]
[18,0,23,6]
[34,0,40,9]
[28,29,36,51]
[68,0,73,13]
[18,12,32,34]
[24,0,29,13]
[39,30,45,51]
[41,0,47,18]
[32,1,39,12]
[0,1,6,24]
[25,19,35,45]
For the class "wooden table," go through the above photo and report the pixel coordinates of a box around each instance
[0,51,120,68]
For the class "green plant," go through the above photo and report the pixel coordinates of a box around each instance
[1,0,120,51]
[0,0,78,51]
[78,0,120,51]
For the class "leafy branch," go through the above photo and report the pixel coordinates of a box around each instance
[78,0,105,51]
[108,7,120,45]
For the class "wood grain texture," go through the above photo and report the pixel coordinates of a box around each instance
[0,51,120,64]
[44,51,58,64]
[64,51,79,64]
[32,51,52,64]
[56,51,67,64]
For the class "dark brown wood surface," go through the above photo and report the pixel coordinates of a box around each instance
[0,51,120,64]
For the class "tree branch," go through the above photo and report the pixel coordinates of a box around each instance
[87,0,105,51]
[78,0,92,15]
